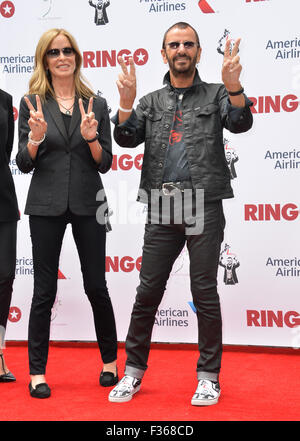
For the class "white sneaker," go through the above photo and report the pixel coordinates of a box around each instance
[191,379,221,406]
[108,375,141,403]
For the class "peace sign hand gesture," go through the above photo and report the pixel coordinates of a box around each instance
[79,97,98,141]
[25,95,47,143]
[117,56,136,109]
[222,38,242,92]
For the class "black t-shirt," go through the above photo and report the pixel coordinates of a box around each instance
[61,111,72,133]
[162,87,191,183]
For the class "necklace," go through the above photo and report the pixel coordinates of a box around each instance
[56,95,75,101]
[59,101,75,115]
[55,94,75,100]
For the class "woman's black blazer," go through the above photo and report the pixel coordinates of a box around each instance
[0,89,19,222]
[16,94,112,217]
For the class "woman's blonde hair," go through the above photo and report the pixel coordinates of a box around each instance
[27,28,94,100]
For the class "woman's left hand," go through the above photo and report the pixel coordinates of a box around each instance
[79,97,98,141]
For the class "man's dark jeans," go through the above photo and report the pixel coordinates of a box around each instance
[124,198,225,382]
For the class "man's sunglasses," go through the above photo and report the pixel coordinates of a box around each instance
[46,47,75,58]
[166,41,198,50]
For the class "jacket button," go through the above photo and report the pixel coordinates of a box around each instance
[162,143,166,148]
[158,162,163,168]
[168,106,174,111]
[164,124,169,129]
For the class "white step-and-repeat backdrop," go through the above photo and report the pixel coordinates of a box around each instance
[1,0,299,348]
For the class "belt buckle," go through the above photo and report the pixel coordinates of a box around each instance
[162,182,180,196]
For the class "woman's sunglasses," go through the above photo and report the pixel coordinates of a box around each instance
[46,47,75,58]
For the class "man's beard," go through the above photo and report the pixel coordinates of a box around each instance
[167,53,198,77]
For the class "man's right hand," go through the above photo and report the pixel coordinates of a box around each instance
[117,56,136,123]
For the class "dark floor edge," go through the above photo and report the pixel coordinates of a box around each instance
[4,340,299,354]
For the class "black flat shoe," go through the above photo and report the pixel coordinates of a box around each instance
[0,371,16,382]
[0,354,16,382]
[99,369,118,387]
[29,382,51,398]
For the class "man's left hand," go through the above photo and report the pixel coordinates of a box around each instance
[222,38,242,92]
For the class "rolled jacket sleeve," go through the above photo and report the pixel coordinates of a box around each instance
[111,104,146,148]
[218,86,254,134]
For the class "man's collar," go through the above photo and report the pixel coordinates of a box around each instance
[163,69,202,88]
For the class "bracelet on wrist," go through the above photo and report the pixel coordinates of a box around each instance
[119,106,133,113]
[84,131,99,143]
[28,132,45,146]
[227,86,244,96]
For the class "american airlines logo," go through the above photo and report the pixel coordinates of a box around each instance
[198,0,268,15]
[198,0,215,13]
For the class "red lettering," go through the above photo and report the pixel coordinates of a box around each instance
[134,154,143,170]
[83,51,96,68]
[265,204,281,221]
[111,154,144,171]
[261,310,267,327]
[284,311,300,328]
[247,310,260,326]
[244,204,257,220]
[282,94,299,112]
[258,96,264,113]
[245,204,299,221]
[83,49,149,68]
[281,203,299,221]
[96,50,101,67]
[119,155,133,171]
[120,256,135,272]
[105,256,119,272]
[247,310,300,327]
[136,256,142,272]
[102,50,116,67]
[13,107,18,121]
[118,49,131,65]
[267,310,283,327]
[105,256,142,272]
[249,95,299,114]
[265,96,280,113]
[111,155,118,171]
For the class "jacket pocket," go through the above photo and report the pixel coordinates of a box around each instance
[194,103,221,134]
[27,169,53,206]
[143,109,164,140]
[82,169,103,206]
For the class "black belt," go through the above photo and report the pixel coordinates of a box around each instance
[161,181,192,196]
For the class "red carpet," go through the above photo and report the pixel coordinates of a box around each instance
[0,343,299,422]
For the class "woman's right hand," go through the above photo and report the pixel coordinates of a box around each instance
[25,95,47,143]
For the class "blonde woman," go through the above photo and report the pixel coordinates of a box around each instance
[16,29,118,398]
